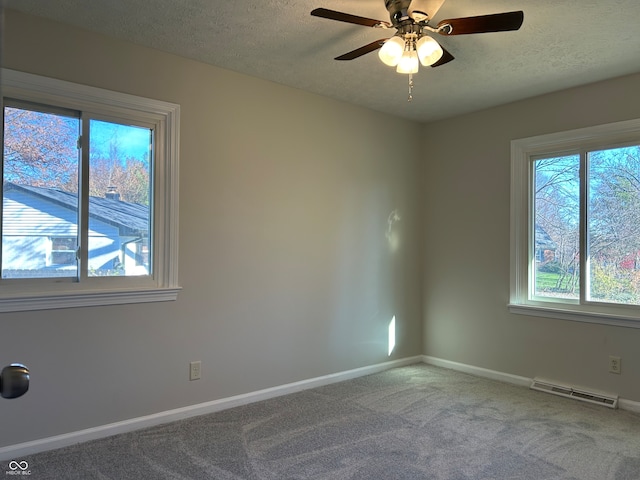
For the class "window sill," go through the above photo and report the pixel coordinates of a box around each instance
[0,287,181,312]
[508,303,640,329]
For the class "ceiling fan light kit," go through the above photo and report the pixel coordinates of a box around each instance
[311,1,523,100]
[379,32,443,73]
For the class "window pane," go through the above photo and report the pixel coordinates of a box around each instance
[2,105,80,279]
[588,145,640,305]
[50,237,77,265]
[88,119,152,277]
[533,155,580,299]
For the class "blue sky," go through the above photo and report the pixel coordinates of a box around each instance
[90,120,151,162]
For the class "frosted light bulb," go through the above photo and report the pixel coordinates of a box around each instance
[378,36,405,67]
[416,35,443,66]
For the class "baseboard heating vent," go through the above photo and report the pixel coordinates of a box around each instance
[530,378,618,409]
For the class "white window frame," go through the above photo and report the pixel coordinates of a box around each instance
[510,118,640,329]
[1,69,180,312]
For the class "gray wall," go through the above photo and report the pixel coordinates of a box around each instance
[422,72,640,401]
[0,11,424,447]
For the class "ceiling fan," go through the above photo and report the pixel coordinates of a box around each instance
[311,0,524,88]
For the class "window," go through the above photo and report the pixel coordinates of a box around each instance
[1,69,180,311]
[49,237,77,267]
[510,118,640,328]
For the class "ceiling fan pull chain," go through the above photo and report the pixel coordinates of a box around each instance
[408,73,414,102]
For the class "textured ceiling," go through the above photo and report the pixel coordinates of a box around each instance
[4,0,640,123]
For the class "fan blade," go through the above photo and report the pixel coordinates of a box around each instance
[431,45,454,67]
[408,0,446,23]
[311,8,391,28]
[335,39,387,60]
[437,11,523,35]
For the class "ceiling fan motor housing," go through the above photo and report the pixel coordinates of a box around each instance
[385,0,412,25]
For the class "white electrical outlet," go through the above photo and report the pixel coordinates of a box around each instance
[190,361,202,381]
[609,356,621,374]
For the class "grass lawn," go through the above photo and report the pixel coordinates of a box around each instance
[535,271,560,291]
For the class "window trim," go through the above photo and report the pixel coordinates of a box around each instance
[509,118,640,329]
[1,69,180,312]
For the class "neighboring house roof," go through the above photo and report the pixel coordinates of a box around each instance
[535,223,557,251]
[3,182,149,236]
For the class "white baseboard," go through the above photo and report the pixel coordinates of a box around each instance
[422,355,640,414]
[421,355,532,387]
[0,356,422,462]
[618,398,640,414]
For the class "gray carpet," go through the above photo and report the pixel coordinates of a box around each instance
[7,364,640,479]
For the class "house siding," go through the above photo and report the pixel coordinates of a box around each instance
[3,190,78,236]
[2,187,122,274]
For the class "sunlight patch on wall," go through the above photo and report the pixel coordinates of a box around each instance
[386,209,401,251]
[388,316,396,356]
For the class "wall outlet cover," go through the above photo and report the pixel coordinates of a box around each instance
[190,361,202,380]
